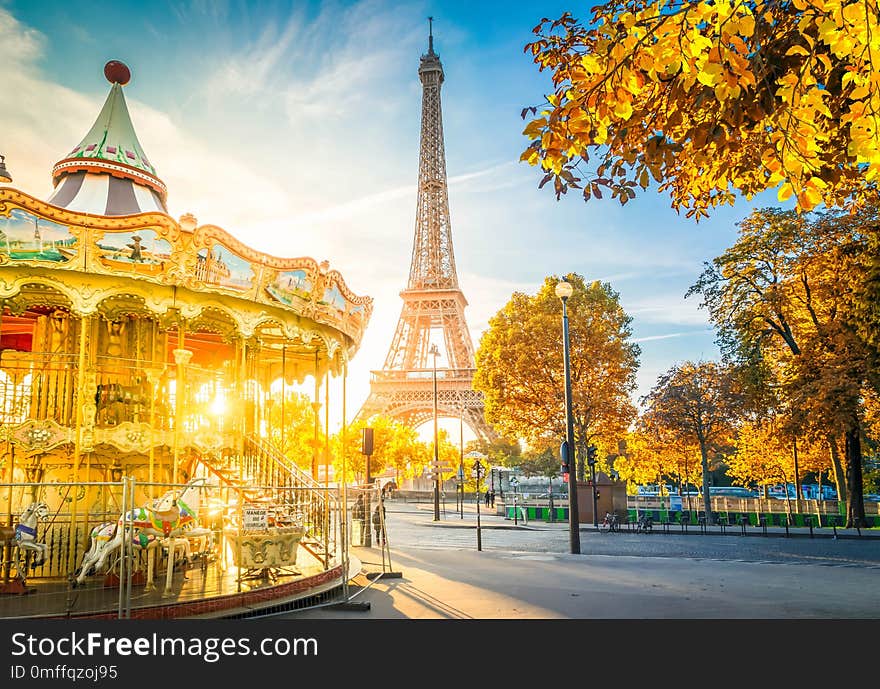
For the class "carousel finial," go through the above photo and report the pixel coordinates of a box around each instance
[104,60,131,86]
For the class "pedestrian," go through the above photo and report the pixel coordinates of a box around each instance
[372,503,386,546]
[489,490,496,507]
[353,494,366,544]
[485,489,491,507]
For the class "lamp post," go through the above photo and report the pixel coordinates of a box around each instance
[430,343,441,521]
[458,404,464,519]
[556,278,581,554]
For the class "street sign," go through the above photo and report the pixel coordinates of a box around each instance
[432,464,453,471]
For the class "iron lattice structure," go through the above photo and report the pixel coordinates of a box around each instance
[358,29,494,440]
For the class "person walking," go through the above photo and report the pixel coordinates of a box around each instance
[485,489,491,507]
[353,494,366,545]
[372,503,386,546]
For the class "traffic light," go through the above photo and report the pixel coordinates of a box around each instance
[560,440,570,474]
[587,444,598,466]
[362,427,374,456]
[595,489,601,500]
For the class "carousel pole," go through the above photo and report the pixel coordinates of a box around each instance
[312,350,320,479]
[280,346,286,456]
[145,367,161,499]
[341,359,349,600]
[68,315,89,574]
[323,367,330,569]
[237,337,246,474]
[2,445,14,584]
[172,320,189,486]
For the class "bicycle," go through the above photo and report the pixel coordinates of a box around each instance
[600,512,619,532]
[636,513,654,534]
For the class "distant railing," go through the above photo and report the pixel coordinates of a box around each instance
[625,495,879,516]
[370,368,477,383]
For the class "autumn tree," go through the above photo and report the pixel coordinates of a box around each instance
[641,361,742,523]
[616,424,703,496]
[331,416,431,485]
[689,206,874,525]
[267,391,324,474]
[473,274,639,482]
[521,2,880,218]
[729,418,795,496]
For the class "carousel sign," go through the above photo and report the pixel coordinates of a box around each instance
[242,507,268,531]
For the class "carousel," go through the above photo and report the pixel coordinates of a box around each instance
[0,61,371,618]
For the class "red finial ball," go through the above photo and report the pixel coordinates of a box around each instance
[104,60,131,85]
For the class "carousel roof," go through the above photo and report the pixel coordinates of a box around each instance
[47,61,168,216]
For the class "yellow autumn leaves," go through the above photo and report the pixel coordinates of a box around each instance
[522,1,880,216]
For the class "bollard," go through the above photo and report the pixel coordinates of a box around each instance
[759,516,767,536]
[806,516,814,538]
[784,516,789,538]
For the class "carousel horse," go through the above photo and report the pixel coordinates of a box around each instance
[0,502,50,592]
[74,478,211,591]
[74,519,162,588]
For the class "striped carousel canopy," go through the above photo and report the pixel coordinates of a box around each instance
[47,61,168,216]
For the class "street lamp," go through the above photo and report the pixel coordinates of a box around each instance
[555,277,581,554]
[458,403,465,519]
[430,342,441,521]
[0,155,11,184]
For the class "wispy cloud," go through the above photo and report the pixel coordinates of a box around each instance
[633,330,713,343]
[624,295,709,326]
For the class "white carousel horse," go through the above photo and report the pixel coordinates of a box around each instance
[74,478,212,592]
[0,502,50,587]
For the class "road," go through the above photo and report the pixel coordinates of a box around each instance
[283,499,880,619]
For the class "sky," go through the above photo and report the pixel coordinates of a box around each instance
[0,0,791,443]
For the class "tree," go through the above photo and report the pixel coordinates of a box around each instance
[641,361,742,523]
[267,391,323,474]
[521,2,880,218]
[331,416,430,485]
[689,206,873,525]
[729,418,794,496]
[614,428,672,489]
[473,274,639,481]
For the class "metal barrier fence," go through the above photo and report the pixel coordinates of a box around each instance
[346,483,393,576]
[0,475,349,619]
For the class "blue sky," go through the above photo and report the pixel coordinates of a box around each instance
[1,0,789,440]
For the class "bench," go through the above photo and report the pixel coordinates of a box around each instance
[680,511,690,533]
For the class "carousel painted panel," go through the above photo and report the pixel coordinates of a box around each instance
[92,228,172,279]
[0,209,80,266]
[266,268,312,307]
[194,243,258,295]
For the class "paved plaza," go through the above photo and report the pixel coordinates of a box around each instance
[285,498,880,619]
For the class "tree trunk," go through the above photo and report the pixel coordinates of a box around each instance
[827,434,847,504]
[700,442,712,525]
[844,422,867,528]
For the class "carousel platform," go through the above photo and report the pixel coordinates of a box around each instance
[0,545,352,620]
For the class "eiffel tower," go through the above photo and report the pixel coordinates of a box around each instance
[357,21,494,440]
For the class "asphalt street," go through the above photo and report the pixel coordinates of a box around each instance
[280,499,880,619]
